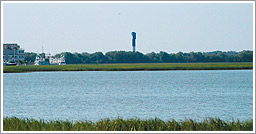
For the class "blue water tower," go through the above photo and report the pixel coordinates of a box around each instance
[131,32,136,52]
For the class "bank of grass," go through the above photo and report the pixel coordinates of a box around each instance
[3,117,253,131]
[3,62,253,73]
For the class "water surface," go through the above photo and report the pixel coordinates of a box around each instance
[3,70,253,121]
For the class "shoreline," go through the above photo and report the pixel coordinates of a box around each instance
[3,62,253,73]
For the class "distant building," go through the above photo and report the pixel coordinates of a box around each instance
[34,54,50,65]
[34,53,66,65]
[3,43,25,62]
[49,55,66,65]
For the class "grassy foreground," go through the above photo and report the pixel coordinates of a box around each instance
[3,62,253,73]
[3,117,253,131]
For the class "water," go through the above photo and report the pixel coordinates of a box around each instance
[3,70,253,121]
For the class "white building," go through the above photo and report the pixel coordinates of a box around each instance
[34,54,66,65]
[50,55,66,65]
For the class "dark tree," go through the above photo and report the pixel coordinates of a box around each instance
[24,50,253,64]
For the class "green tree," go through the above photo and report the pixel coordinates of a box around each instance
[24,52,37,63]
[238,50,253,62]
[90,52,108,63]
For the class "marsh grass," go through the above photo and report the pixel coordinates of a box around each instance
[3,117,253,131]
[3,62,253,73]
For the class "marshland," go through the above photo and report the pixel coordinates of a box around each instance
[3,62,253,73]
[3,117,253,131]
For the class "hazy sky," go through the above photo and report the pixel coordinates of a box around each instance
[3,2,254,55]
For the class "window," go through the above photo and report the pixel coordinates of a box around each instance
[19,50,24,54]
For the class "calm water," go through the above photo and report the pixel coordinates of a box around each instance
[3,70,253,121]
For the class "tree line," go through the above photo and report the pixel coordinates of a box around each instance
[24,50,253,64]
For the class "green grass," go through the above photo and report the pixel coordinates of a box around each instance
[3,62,253,73]
[3,117,253,131]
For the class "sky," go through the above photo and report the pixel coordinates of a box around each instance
[2,2,254,55]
